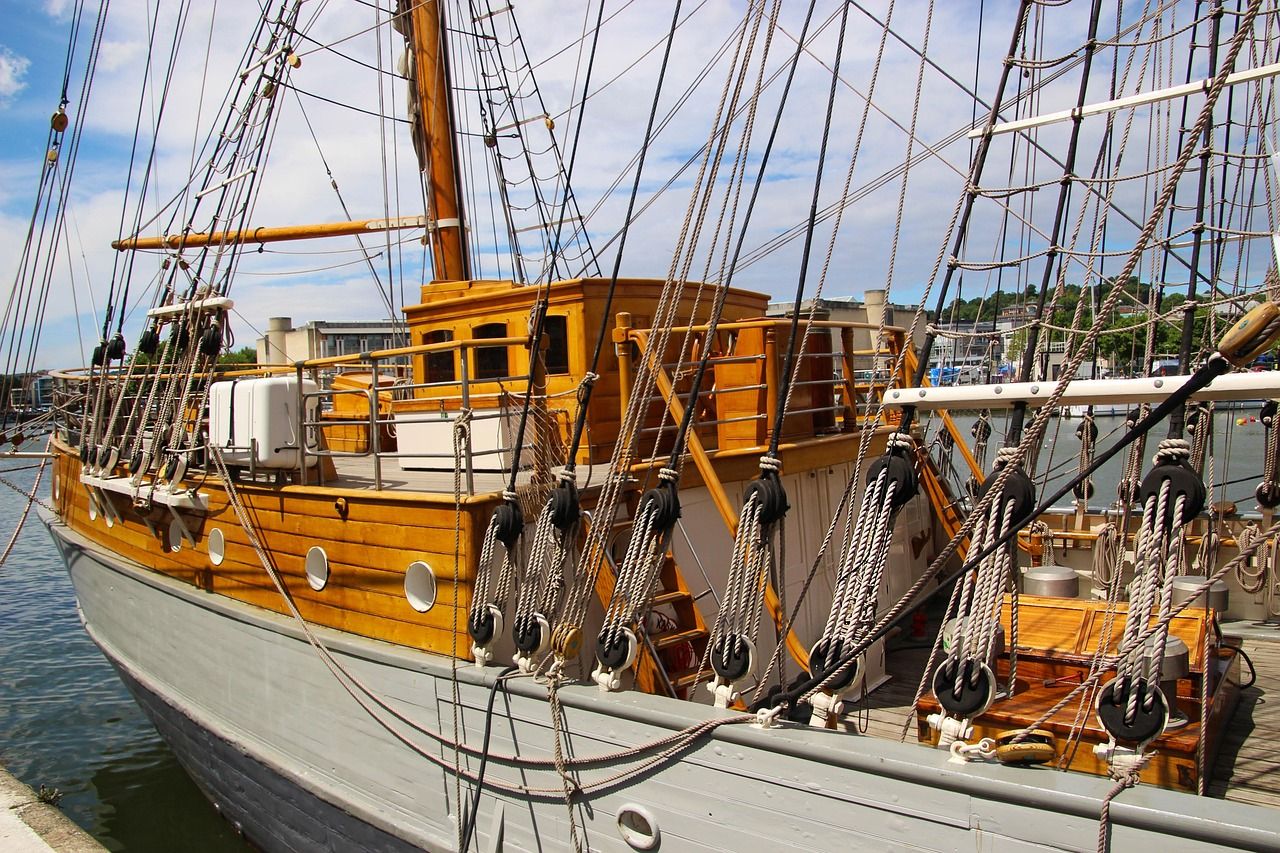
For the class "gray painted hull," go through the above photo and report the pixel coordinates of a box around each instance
[40,511,1280,852]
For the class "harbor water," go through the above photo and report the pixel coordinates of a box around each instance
[0,452,249,852]
[0,406,1270,850]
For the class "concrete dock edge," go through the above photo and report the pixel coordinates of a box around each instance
[0,765,106,853]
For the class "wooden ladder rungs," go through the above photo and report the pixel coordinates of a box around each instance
[650,589,692,608]
[651,628,707,650]
[668,666,714,691]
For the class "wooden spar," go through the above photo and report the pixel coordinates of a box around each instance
[111,216,428,251]
[407,0,470,281]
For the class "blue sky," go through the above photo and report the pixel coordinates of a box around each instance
[1,1,1272,369]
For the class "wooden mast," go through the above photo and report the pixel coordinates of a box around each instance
[407,0,470,282]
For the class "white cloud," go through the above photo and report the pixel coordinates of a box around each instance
[0,47,30,106]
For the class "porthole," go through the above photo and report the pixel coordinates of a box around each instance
[208,528,226,566]
[168,518,184,552]
[617,804,660,851]
[305,546,329,591]
[405,560,437,612]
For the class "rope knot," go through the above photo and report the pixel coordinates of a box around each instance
[502,489,519,502]
[886,433,916,452]
[1153,437,1191,465]
[758,454,781,472]
[995,446,1020,467]
[658,467,679,483]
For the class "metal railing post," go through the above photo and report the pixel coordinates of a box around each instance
[369,357,382,490]
[459,346,475,494]
[295,362,307,485]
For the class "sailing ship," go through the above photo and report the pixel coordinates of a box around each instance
[8,0,1280,849]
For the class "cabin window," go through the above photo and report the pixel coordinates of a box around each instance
[473,323,509,380]
[544,315,570,375]
[425,329,455,383]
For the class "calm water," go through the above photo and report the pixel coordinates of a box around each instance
[937,407,1271,514]
[0,409,1270,851]
[0,450,249,852]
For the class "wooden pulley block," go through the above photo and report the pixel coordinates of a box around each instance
[552,624,582,659]
[1218,300,1280,366]
[993,729,1055,766]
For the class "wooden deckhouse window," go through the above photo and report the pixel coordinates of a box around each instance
[473,323,508,380]
[425,329,455,383]
[544,315,569,375]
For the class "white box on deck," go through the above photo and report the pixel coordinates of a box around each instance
[209,376,319,468]
[396,409,531,472]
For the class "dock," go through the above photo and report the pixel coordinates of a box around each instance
[0,766,104,853]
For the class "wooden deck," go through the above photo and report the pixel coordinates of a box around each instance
[857,636,1280,807]
[1208,637,1280,808]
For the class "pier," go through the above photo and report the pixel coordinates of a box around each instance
[0,766,104,853]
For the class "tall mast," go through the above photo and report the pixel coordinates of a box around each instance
[406,0,470,281]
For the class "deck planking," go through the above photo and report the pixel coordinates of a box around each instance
[1209,636,1280,808]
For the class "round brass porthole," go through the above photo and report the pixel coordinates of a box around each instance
[405,561,437,612]
[208,528,226,566]
[305,546,329,591]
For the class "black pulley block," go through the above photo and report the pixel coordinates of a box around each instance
[1138,459,1205,528]
[128,451,144,474]
[639,479,681,532]
[596,628,634,670]
[137,327,160,356]
[491,499,524,549]
[513,613,543,654]
[1263,400,1278,428]
[807,636,859,692]
[743,470,789,525]
[468,607,497,646]
[933,658,995,718]
[106,333,126,360]
[171,324,190,350]
[1096,676,1168,744]
[1126,408,1142,426]
[199,325,223,357]
[867,451,918,510]
[548,480,580,532]
[91,343,105,367]
[1257,481,1280,509]
[1073,480,1095,501]
[78,442,89,462]
[978,464,1036,524]
[710,634,753,682]
[1076,420,1098,442]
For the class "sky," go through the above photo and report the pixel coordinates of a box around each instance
[0,0,1271,369]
